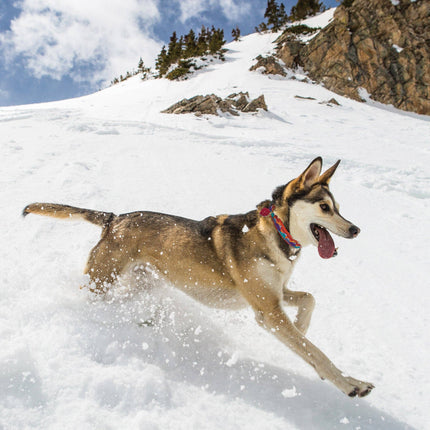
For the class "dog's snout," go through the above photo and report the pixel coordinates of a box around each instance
[349,225,360,238]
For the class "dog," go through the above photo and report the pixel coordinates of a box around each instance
[23,157,374,397]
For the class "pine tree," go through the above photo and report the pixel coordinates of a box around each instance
[137,57,150,79]
[256,21,268,33]
[260,0,288,32]
[197,26,209,56]
[178,35,184,55]
[167,31,182,64]
[264,0,280,31]
[290,0,323,21]
[154,25,226,80]
[184,29,197,58]
[208,27,225,56]
[155,45,169,76]
[232,26,241,41]
[279,3,289,25]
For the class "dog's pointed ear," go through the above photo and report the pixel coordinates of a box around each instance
[297,157,322,189]
[319,159,340,185]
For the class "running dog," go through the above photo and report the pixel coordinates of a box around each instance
[23,157,374,397]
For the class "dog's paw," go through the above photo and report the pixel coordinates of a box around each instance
[343,376,375,398]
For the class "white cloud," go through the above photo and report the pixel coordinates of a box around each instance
[0,0,162,87]
[217,0,251,22]
[177,0,250,24]
[177,0,206,23]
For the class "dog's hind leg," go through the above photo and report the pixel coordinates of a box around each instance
[83,239,124,293]
[282,288,315,335]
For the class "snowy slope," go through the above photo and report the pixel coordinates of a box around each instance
[1,9,429,430]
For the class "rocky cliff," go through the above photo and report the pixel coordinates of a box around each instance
[277,0,430,115]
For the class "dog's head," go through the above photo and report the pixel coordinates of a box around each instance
[272,157,360,259]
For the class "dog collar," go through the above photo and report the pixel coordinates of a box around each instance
[260,205,301,250]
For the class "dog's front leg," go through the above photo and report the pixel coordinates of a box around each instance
[282,288,315,335]
[248,293,374,397]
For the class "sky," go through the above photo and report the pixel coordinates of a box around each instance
[0,0,338,107]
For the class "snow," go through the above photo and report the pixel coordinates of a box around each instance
[281,386,298,399]
[1,9,429,430]
[296,7,335,28]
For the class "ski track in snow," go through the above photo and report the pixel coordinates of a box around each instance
[1,9,429,430]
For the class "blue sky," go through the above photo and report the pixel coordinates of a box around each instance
[0,0,338,107]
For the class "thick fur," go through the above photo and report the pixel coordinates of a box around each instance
[23,157,374,397]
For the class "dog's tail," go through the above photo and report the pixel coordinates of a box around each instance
[23,203,115,228]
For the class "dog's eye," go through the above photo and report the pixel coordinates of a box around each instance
[320,203,330,212]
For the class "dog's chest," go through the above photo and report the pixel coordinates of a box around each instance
[255,248,299,292]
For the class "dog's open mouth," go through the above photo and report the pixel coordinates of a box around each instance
[310,223,338,259]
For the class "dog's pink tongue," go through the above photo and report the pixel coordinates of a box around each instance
[316,226,335,259]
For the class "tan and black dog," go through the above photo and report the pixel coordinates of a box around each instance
[23,157,374,397]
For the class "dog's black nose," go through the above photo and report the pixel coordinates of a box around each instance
[349,225,360,238]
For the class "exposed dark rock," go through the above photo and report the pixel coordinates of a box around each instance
[242,95,268,112]
[294,95,316,100]
[229,92,249,110]
[162,92,268,116]
[161,95,220,116]
[276,37,306,69]
[249,55,287,76]
[276,0,430,115]
[318,97,341,106]
[327,98,340,106]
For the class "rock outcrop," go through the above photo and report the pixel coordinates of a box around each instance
[162,92,268,116]
[276,0,430,115]
[249,55,287,76]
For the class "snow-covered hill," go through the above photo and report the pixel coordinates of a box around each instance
[1,10,429,430]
